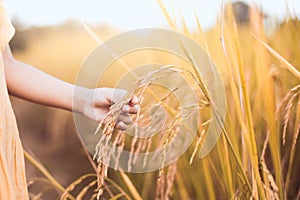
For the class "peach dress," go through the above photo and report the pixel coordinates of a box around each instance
[0,2,29,199]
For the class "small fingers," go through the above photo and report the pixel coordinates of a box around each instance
[117,113,133,125]
[115,121,128,131]
[122,104,139,114]
[115,113,134,130]
[130,96,139,105]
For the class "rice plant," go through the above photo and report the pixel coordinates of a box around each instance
[20,1,300,200]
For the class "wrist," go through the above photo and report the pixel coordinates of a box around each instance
[72,86,91,115]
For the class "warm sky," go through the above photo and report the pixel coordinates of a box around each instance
[4,0,300,30]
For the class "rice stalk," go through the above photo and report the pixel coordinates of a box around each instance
[229,4,266,199]
[201,158,216,200]
[291,99,300,150]
[30,186,57,200]
[157,0,177,31]
[280,85,300,145]
[96,163,107,199]
[219,2,253,193]
[179,11,191,37]
[29,192,43,200]
[119,172,143,200]
[282,91,299,145]
[284,93,300,192]
[157,0,211,103]
[24,150,75,200]
[164,162,177,199]
[156,168,166,200]
[27,177,53,188]
[75,180,97,200]
[218,129,235,198]
[109,193,127,200]
[194,9,210,53]
[103,177,132,200]
[189,128,206,165]
[259,131,279,200]
[251,6,283,198]
[60,173,96,200]
[92,65,207,199]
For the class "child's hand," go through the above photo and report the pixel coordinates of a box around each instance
[75,87,139,130]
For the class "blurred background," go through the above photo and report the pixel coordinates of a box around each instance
[4,0,300,199]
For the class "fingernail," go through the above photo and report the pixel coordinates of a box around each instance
[132,96,139,103]
[134,105,139,111]
[123,105,129,112]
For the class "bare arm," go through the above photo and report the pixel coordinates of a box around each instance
[3,46,138,130]
[4,46,76,112]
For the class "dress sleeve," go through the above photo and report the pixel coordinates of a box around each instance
[0,2,15,51]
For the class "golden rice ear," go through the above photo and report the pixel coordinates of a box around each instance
[189,124,209,165]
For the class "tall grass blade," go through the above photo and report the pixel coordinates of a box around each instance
[252,34,300,79]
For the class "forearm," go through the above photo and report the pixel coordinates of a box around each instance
[2,46,139,127]
[3,46,86,113]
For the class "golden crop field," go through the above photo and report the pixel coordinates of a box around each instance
[10,1,300,200]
